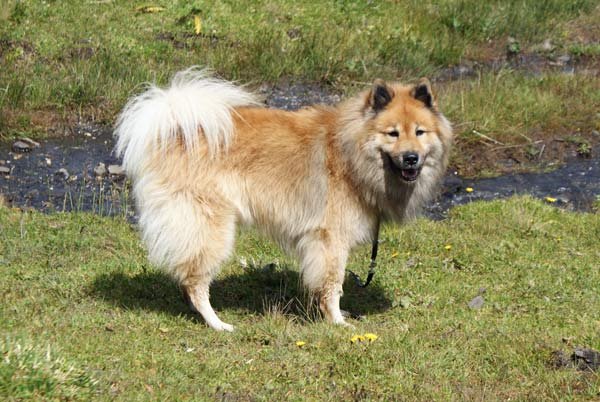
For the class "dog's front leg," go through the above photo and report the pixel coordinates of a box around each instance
[298,232,351,326]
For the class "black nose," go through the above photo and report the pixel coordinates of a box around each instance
[402,152,419,168]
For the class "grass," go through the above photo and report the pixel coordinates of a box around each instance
[1,197,599,400]
[0,1,598,144]
[440,71,600,176]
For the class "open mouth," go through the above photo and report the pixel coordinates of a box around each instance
[400,168,420,182]
[385,154,421,182]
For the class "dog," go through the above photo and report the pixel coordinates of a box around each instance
[115,68,452,331]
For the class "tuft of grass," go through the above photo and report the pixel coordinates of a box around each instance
[0,337,98,400]
[1,197,599,400]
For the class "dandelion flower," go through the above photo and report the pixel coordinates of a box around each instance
[295,341,306,347]
[444,244,452,251]
[390,251,399,258]
[545,197,557,203]
[364,333,378,342]
[350,335,365,343]
[465,187,474,193]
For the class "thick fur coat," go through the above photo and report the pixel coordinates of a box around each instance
[115,69,452,331]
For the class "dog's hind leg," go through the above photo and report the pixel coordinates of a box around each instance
[177,208,237,332]
[144,190,237,331]
[181,270,234,332]
[297,231,350,326]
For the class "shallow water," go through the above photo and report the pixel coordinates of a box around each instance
[1,84,598,218]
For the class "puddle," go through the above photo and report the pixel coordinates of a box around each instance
[0,124,131,218]
[428,156,599,219]
[1,86,598,219]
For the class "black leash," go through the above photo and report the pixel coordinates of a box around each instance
[348,218,380,288]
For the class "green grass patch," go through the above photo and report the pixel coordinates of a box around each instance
[440,71,600,176]
[0,0,598,139]
[1,197,599,400]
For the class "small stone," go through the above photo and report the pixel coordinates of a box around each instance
[19,137,41,148]
[45,157,52,167]
[55,168,70,180]
[573,347,600,371]
[468,295,484,309]
[592,130,600,137]
[12,140,31,153]
[556,54,571,65]
[94,162,107,177]
[0,166,10,175]
[108,164,125,176]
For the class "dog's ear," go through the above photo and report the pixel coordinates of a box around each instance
[367,79,394,112]
[411,78,436,109]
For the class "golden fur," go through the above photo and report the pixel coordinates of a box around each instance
[115,68,452,331]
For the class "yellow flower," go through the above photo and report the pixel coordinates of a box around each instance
[545,197,557,203]
[390,251,399,258]
[295,341,306,347]
[363,333,378,342]
[444,244,452,250]
[350,335,365,343]
[194,15,202,35]
[465,187,474,193]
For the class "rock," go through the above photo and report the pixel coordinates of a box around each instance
[468,295,484,309]
[0,166,10,175]
[55,168,70,180]
[12,140,31,153]
[94,162,107,177]
[592,130,600,138]
[556,54,571,65]
[45,157,52,167]
[552,347,600,371]
[108,164,125,176]
[573,347,600,371]
[19,137,41,148]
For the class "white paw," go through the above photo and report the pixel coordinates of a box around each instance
[331,317,355,329]
[209,321,234,332]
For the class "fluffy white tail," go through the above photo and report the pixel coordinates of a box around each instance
[114,68,258,178]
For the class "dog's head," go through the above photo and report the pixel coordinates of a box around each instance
[363,78,452,185]
[340,78,453,218]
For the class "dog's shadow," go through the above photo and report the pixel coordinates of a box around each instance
[90,263,392,323]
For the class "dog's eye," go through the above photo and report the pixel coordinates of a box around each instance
[415,129,426,136]
[386,130,399,137]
